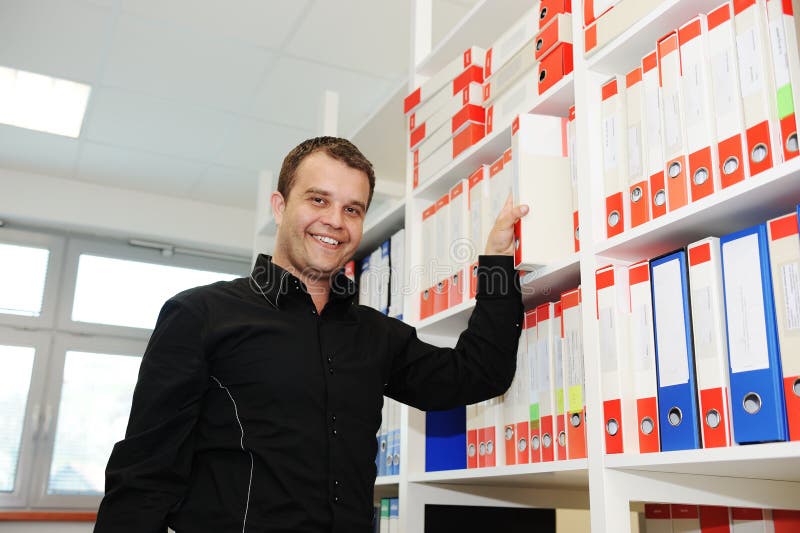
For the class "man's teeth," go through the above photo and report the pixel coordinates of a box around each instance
[314,235,340,245]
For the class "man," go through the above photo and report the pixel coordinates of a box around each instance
[94,137,528,533]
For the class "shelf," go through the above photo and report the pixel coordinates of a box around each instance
[411,75,575,202]
[374,475,400,501]
[605,442,800,483]
[356,199,405,256]
[520,253,582,307]
[585,0,725,75]
[409,459,589,489]
[416,298,476,337]
[415,0,535,78]
[595,157,800,262]
[415,254,581,335]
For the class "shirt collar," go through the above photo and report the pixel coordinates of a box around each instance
[248,254,358,309]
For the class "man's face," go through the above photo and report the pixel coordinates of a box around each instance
[271,151,370,281]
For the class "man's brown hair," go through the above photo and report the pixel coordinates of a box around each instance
[277,136,375,209]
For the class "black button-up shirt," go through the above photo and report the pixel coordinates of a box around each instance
[94,254,522,533]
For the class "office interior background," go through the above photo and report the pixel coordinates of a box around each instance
[2,0,800,531]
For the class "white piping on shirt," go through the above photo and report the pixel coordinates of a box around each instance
[249,270,289,309]
[210,376,254,533]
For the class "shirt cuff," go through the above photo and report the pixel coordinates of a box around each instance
[476,255,520,299]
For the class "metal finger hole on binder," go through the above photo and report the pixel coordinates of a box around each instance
[536,39,543,51]
[504,427,513,440]
[793,378,800,397]
[743,392,762,414]
[787,133,799,153]
[518,438,527,452]
[468,444,476,457]
[654,190,666,206]
[640,417,654,435]
[608,211,620,227]
[631,186,643,202]
[531,435,540,450]
[705,409,721,429]
[723,156,739,175]
[668,161,682,178]
[668,407,682,427]
[606,418,619,436]
[693,167,709,185]
[751,143,768,163]
[540,7,547,20]
[557,431,566,447]
[542,433,552,448]
[571,413,581,427]
[539,69,547,83]
[486,440,494,454]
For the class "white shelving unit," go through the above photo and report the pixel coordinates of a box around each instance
[250,0,800,530]
[392,1,800,532]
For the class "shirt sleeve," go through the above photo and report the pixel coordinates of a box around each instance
[94,298,209,533]
[384,255,523,411]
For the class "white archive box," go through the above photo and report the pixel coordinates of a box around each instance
[733,0,782,176]
[601,76,629,238]
[595,263,637,454]
[582,0,620,27]
[679,15,722,203]
[625,66,649,229]
[484,5,540,78]
[486,68,540,137]
[404,46,485,114]
[641,49,668,220]
[706,2,749,189]
[658,31,691,212]
[687,237,733,449]
[511,114,572,270]
[584,0,665,57]
[535,13,573,61]
[627,260,660,454]
[767,0,800,162]
[448,179,470,308]
[535,302,558,462]
[412,122,486,187]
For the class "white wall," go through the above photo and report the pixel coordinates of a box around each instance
[1,168,255,256]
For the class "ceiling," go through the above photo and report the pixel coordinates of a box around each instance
[0,0,477,211]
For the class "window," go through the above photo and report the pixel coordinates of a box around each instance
[0,228,248,509]
[71,255,237,330]
[0,344,35,493]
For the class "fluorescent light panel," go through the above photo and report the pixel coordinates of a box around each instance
[0,66,91,138]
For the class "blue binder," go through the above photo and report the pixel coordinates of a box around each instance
[650,250,701,451]
[720,223,788,444]
[425,406,466,471]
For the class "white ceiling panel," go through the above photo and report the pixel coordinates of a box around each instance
[250,56,396,136]
[0,124,80,179]
[285,0,410,80]
[118,0,311,50]
[0,0,112,83]
[212,116,313,172]
[84,87,235,161]
[102,13,274,113]
[76,142,208,197]
[187,164,258,209]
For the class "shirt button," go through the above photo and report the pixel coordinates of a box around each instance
[312,309,316,315]
[329,367,334,375]
[333,496,339,503]
[334,480,340,487]
[332,429,337,437]
[331,414,336,422]
[327,356,332,364]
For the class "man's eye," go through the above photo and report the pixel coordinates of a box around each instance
[312,197,324,204]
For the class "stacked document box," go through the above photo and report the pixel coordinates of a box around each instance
[405,47,487,188]
[643,504,800,531]
[484,4,575,138]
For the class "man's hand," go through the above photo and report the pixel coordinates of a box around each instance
[484,194,530,256]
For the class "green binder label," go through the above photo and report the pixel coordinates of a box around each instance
[568,385,583,413]
[777,84,795,120]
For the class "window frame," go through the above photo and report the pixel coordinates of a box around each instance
[0,326,53,508]
[0,228,65,330]
[28,333,148,509]
[56,236,247,340]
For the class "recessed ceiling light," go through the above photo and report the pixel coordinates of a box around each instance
[0,65,91,138]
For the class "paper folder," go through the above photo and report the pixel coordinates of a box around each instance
[721,223,788,443]
[650,250,701,451]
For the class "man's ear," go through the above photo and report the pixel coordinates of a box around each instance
[270,191,286,226]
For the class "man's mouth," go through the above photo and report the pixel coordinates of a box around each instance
[311,234,341,247]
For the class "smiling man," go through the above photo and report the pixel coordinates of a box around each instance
[94,137,528,533]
